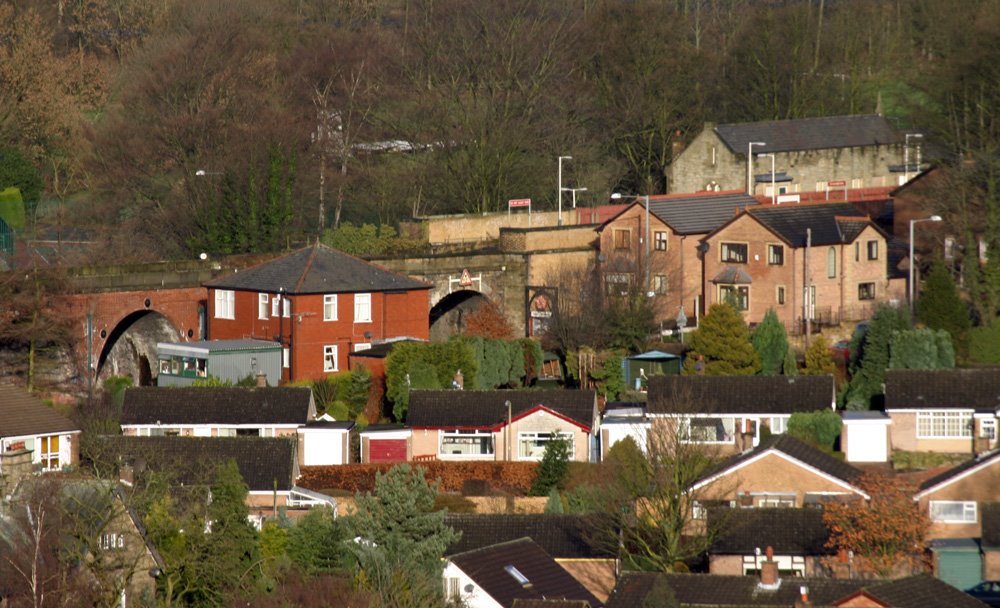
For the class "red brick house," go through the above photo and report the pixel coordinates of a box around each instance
[204,244,431,382]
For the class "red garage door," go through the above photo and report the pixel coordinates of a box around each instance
[370,439,407,463]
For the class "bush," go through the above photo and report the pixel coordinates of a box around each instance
[433,493,477,513]
[969,319,1000,364]
[891,450,968,471]
[787,410,843,450]
[298,461,539,495]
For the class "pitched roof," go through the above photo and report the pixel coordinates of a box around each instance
[0,384,80,439]
[916,449,1000,497]
[742,203,880,247]
[445,514,616,559]
[406,390,596,430]
[204,243,430,294]
[98,436,298,492]
[647,375,835,415]
[982,502,1000,548]
[714,114,899,155]
[708,508,833,555]
[885,369,1000,410]
[121,387,314,426]
[512,601,592,608]
[711,266,753,284]
[647,192,759,235]
[607,572,985,608]
[694,435,864,493]
[448,538,604,608]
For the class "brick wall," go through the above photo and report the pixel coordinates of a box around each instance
[698,452,861,506]
[918,462,1000,539]
[888,412,975,454]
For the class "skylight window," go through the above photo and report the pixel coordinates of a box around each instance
[504,564,531,587]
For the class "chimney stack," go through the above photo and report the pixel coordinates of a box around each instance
[759,545,779,588]
[794,585,812,608]
[453,369,464,390]
[256,372,267,388]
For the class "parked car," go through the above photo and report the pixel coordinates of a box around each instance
[967,581,1000,607]
[830,339,851,361]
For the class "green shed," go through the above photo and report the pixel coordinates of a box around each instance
[624,350,681,391]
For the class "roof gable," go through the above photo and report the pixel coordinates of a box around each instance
[915,449,1000,498]
[885,369,1000,410]
[647,375,835,415]
[647,192,759,235]
[714,114,898,155]
[121,387,315,426]
[742,203,878,247]
[0,385,80,439]
[204,243,430,294]
[406,390,596,430]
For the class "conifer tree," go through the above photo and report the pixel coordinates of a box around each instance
[802,335,836,376]
[844,305,910,410]
[683,303,760,375]
[751,308,789,376]
[917,260,971,360]
[531,436,571,496]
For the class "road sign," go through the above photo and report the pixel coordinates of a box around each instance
[828,180,846,187]
[508,198,531,208]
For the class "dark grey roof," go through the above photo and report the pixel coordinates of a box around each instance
[449,538,604,608]
[753,171,793,183]
[885,369,1000,410]
[406,390,596,430]
[445,514,616,559]
[646,192,759,235]
[743,203,878,247]
[606,572,985,608]
[647,375,835,415]
[0,384,80,439]
[121,387,314,426]
[302,420,355,430]
[158,339,281,353]
[204,243,430,294]
[99,435,298,492]
[982,502,1000,548]
[714,114,899,155]
[697,435,863,489]
[918,449,1000,493]
[711,266,752,284]
[708,508,833,556]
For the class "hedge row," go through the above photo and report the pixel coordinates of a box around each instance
[298,461,539,495]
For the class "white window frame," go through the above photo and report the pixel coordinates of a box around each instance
[719,284,749,311]
[858,282,876,301]
[517,431,574,461]
[324,345,338,372]
[720,242,748,264]
[929,500,977,523]
[769,417,788,434]
[757,493,796,508]
[38,436,61,470]
[324,294,338,321]
[271,295,280,317]
[258,293,269,320]
[354,343,371,352]
[214,289,235,320]
[679,416,737,444]
[654,231,668,251]
[354,293,372,323]
[282,348,290,369]
[654,274,668,295]
[917,411,973,439]
[439,430,495,458]
[767,243,784,266]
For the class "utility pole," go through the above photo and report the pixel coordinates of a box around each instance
[804,228,811,349]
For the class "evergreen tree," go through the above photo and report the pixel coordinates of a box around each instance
[916,260,971,360]
[782,348,799,375]
[970,318,1000,364]
[286,507,351,574]
[802,335,837,376]
[844,305,910,410]
[544,488,565,513]
[751,308,789,376]
[683,303,760,376]
[889,329,955,369]
[531,437,571,496]
[204,460,260,591]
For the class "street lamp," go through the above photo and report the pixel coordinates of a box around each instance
[557,156,572,226]
[758,153,776,205]
[747,142,766,194]
[904,133,923,184]
[566,187,588,209]
[610,192,653,297]
[909,214,942,317]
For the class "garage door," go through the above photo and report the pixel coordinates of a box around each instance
[370,439,407,463]
[847,424,888,462]
[935,540,982,591]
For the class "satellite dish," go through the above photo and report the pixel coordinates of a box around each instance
[464,584,475,593]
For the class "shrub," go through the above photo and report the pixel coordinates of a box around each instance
[787,410,842,450]
[298,461,539,495]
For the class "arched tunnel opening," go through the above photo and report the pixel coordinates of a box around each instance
[96,310,182,386]
[429,290,489,341]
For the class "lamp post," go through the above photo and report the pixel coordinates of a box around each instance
[909,215,942,317]
[557,156,572,226]
[758,153,776,205]
[904,133,923,184]
[567,187,588,209]
[747,142,766,194]
[611,192,653,297]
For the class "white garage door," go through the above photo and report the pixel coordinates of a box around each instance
[847,424,888,463]
[303,432,343,466]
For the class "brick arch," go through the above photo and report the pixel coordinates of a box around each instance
[95,308,183,377]
[429,289,489,341]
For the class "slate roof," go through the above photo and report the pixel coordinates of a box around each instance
[695,435,863,491]
[448,538,604,608]
[714,114,899,155]
[708,508,833,556]
[885,368,1000,410]
[445,514,616,559]
[647,375,835,415]
[406,390,596,430]
[916,449,1000,495]
[120,387,314,426]
[982,502,1000,548]
[742,203,879,247]
[0,384,80,439]
[204,243,430,294]
[606,572,985,608]
[711,266,753,285]
[646,192,759,235]
[98,435,298,492]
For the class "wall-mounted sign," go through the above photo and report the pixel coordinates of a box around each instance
[449,269,482,293]
[525,286,557,337]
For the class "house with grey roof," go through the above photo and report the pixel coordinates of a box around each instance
[701,202,903,329]
[668,114,912,196]
[204,243,431,383]
[0,385,81,492]
[406,390,599,463]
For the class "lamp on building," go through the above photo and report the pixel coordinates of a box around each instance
[909,215,942,318]
[747,142,766,194]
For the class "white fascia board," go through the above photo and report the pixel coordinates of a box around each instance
[913,455,1000,500]
[690,449,869,499]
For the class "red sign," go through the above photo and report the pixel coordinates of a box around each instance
[459,269,473,286]
[828,180,846,187]
[508,198,531,208]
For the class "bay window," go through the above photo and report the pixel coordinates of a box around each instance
[917,411,972,438]
[440,430,494,457]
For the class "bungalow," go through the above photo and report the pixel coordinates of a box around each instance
[885,368,1000,455]
[707,508,834,577]
[407,390,598,463]
[913,449,1000,542]
[646,375,836,454]
[0,385,81,489]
